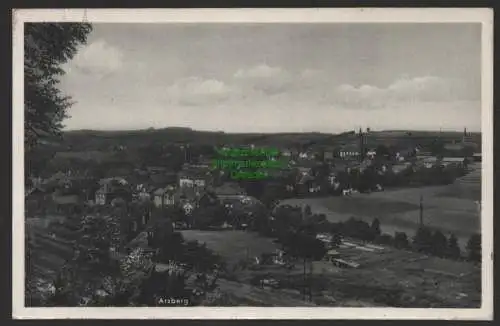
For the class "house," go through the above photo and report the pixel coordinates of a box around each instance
[99,177,128,193]
[298,151,312,159]
[323,151,334,161]
[416,155,435,160]
[442,157,466,168]
[366,149,377,159]
[395,147,417,161]
[25,186,51,215]
[183,161,212,170]
[421,156,438,169]
[153,186,177,208]
[146,166,168,174]
[444,143,464,152]
[324,249,341,261]
[295,166,313,176]
[111,197,127,207]
[296,173,314,195]
[175,187,217,215]
[149,172,178,188]
[391,162,412,174]
[178,169,212,188]
[95,183,132,206]
[51,191,82,214]
[338,144,361,160]
[331,161,349,173]
[134,184,154,202]
[217,194,255,207]
[308,182,321,193]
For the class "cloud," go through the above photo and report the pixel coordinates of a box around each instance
[165,77,236,106]
[333,76,473,109]
[67,39,124,76]
[233,64,294,95]
[234,64,284,79]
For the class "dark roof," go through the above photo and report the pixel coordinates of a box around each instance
[153,185,176,196]
[297,174,314,185]
[176,187,207,201]
[178,169,211,179]
[444,143,464,151]
[52,194,81,205]
[150,173,177,185]
[213,182,246,196]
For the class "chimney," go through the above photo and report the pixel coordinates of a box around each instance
[359,129,365,162]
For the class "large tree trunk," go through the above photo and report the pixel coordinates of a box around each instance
[303,257,306,301]
[309,259,313,302]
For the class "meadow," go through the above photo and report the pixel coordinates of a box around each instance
[180,230,279,265]
[280,170,481,249]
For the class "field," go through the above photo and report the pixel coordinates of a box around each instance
[280,165,481,249]
[180,230,279,266]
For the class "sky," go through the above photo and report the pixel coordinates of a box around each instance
[60,23,482,133]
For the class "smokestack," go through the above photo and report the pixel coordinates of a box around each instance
[359,128,365,162]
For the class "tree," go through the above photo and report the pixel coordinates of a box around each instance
[413,226,434,254]
[25,23,93,151]
[376,144,391,158]
[375,233,394,246]
[430,230,448,257]
[447,233,461,260]
[279,229,326,302]
[393,232,409,249]
[342,217,372,242]
[370,218,381,239]
[193,203,229,229]
[42,214,124,306]
[466,234,481,263]
[303,204,312,218]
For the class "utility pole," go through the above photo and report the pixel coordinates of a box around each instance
[419,194,424,226]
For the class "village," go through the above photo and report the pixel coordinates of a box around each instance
[25,127,482,307]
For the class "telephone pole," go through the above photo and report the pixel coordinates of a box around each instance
[419,194,424,226]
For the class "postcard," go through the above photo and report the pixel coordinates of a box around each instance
[12,8,493,320]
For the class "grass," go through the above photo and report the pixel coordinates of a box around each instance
[280,178,481,249]
[179,229,481,307]
[180,230,279,265]
[54,150,115,162]
[313,245,481,307]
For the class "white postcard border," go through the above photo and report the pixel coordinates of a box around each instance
[12,8,494,320]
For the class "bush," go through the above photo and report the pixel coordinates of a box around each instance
[394,232,410,249]
[375,233,394,246]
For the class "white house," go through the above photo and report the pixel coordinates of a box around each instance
[178,170,210,188]
[153,186,176,208]
[366,149,377,159]
[422,157,438,168]
[339,151,360,158]
[95,188,106,205]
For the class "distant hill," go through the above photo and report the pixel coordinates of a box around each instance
[59,127,481,152]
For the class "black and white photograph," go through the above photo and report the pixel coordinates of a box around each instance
[13,8,493,319]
